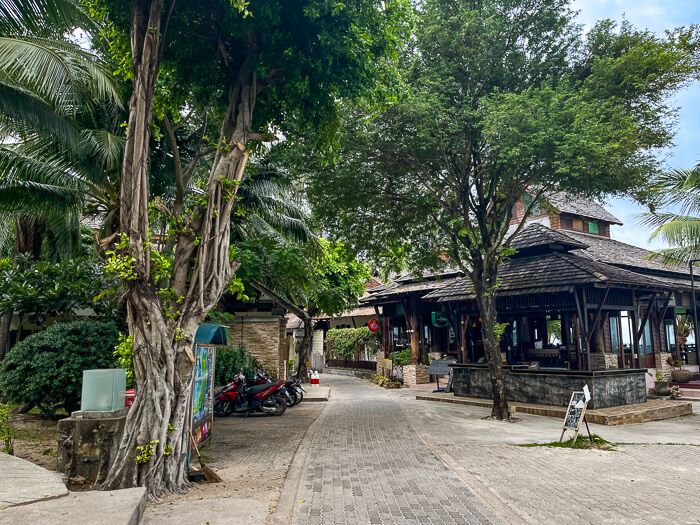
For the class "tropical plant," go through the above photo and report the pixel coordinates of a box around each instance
[643,166,700,265]
[0,0,122,259]
[214,346,262,386]
[0,320,119,415]
[389,348,412,367]
[326,327,380,360]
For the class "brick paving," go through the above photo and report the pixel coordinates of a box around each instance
[438,442,700,525]
[292,376,501,524]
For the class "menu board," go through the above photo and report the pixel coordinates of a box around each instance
[192,344,216,447]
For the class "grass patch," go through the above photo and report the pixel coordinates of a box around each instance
[518,434,615,451]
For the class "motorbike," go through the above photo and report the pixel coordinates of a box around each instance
[252,370,305,406]
[214,371,287,417]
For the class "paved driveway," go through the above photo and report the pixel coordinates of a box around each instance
[289,376,503,525]
[287,375,700,525]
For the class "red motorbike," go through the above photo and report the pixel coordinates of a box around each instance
[214,371,287,417]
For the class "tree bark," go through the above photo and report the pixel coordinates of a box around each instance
[472,259,510,420]
[0,313,11,360]
[15,218,43,259]
[102,2,259,496]
[295,317,313,379]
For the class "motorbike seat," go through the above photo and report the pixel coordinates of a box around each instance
[247,382,275,395]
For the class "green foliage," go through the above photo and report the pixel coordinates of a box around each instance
[113,333,134,388]
[0,402,13,455]
[0,320,119,415]
[389,348,411,366]
[135,440,158,464]
[373,374,389,387]
[104,233,137,281]
[214,346,262,386]
[519,435,615,451]
[493,323,508,344]
[326,327,380,359]
[0,255,120,324]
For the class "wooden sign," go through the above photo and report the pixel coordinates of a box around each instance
[559,386,592,444]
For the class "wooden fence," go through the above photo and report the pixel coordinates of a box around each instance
[326,359,377,371]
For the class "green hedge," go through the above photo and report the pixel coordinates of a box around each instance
[215,346,262,386]
[326,327,380,359]
[0,320,119,415]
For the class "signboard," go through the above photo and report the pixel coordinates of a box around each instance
[382,358,393,376]
[559,385,592,444]
[192,344,216,447]
[367,318,381,333]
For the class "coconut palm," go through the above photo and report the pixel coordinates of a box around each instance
[643,165,700,265]
[0,0,121,260]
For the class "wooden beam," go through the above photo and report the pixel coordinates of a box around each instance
[586,288,609,345]
[635,292,659,342]
[657,292,673,327]
[251,281,307,320]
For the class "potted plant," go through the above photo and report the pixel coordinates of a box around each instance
[654,370,670,396]
[667,356,693,383]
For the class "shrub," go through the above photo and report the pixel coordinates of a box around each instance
[215,346,262,386]
[389,348,412,366]
[0,402,13,454]
[0,320,119,415]
[326,327,380,359]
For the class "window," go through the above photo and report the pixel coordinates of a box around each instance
[587,221,599,235]
[572,218,583,231]
[523,193,541,216]
[609,317,620,354]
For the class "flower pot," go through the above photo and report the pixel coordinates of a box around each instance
[671,369,693,383]
[654,381,670,396]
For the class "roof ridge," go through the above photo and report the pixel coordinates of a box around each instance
[552,251,609,283]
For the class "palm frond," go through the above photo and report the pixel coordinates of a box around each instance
[648,246,700,267]
[0,36,121,113]
[0,0,95,35]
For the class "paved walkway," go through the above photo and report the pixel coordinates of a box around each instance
[290,376,502,524]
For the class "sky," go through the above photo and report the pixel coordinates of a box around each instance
[571,0,700,249]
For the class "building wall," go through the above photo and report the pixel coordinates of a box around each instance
[227,314,288,379]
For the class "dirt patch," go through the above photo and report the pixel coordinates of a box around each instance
[8,413,59,471]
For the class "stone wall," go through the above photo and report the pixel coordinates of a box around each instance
[227,315,287,378]
[451,365,647,409]
[403,364,429,386]
[654,352,673,381]
[589,353,618,371]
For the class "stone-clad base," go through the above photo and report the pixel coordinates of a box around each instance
[451,364,647,409]
[589,353,618,370]
[403,365,429,386]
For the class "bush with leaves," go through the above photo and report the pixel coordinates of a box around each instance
[0,320,119,415]
[214,346,262,387]
[389,348,412,366]
[0,255,120,325]
[326,327,381,360]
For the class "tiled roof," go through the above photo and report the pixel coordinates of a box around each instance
[564,231,691,279]
[546,192,622,225]
[423,251,673,302]
[511,223,588,251]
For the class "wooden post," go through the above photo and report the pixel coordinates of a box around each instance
[382,315,391,359]
[461,314,469,363]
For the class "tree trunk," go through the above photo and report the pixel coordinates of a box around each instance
[295,317,312,379]
[15,218,43,259]
[0,313,11,360]
[473,260,510,420]
[409,312,420,364]
[102,3,259,496]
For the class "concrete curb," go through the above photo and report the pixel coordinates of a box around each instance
[269,395,330,524]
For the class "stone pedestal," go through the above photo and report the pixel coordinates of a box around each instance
[58,409,127,484]
[428,352,442,363]
[589,353,618,371]
[654,352,673,381]
[403,364,429,386]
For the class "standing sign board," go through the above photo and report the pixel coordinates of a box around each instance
[192,344,216,447]
[559,384,592,444]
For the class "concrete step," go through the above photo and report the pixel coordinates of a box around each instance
[303,386,331,401]
[680,388,700,398]
[0,452,67,510]
[0,487,147,525]
[416,394,693,425]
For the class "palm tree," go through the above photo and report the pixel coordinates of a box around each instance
[643,165,700,265]
[0,0,121,260]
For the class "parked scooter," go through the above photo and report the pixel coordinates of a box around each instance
[214,371,287,417]
[252,370,305,406]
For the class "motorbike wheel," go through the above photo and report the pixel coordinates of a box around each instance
[214,400,233,417]
[292,389,303,405]
[284,391,295,407]
[272,396,287,416]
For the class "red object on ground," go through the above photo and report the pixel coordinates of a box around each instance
[125,389,135,408]
[310,376,320,386]
[367,318,380,333]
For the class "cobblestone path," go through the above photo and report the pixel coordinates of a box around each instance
[292,376,501,525]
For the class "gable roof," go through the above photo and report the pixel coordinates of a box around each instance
[423,250,673,302]
[546,192,622,225]
[511,223,588,252]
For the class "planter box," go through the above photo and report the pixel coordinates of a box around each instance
[451,364,647,409]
